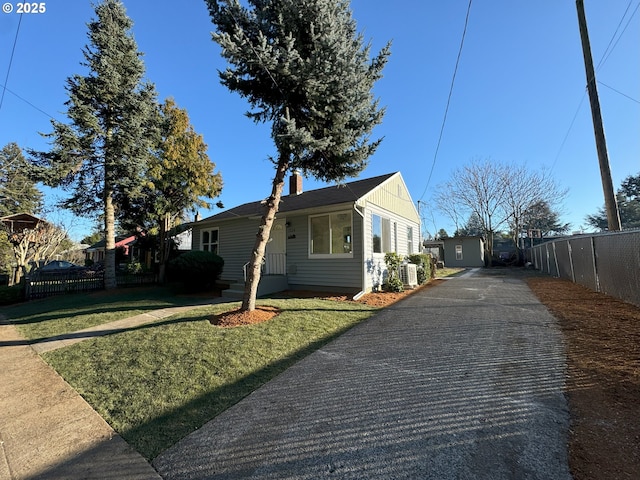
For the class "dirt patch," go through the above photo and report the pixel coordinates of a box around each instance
[353,279,445,307]
[527,277,640,480]
[210,306,280,327]
[209,281,445,327]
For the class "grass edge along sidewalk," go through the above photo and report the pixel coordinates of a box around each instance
[6,293,379,460]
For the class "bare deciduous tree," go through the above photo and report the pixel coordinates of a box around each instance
[2,219,69,284]
[502,165,567,259]
[436,158,510,263]
[436,158,567,264]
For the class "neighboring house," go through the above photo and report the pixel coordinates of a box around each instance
[0,212,43,233]
[1,213,46,283]
[191,172,421,296]
[85,235,137,264]
[442,236,485,268]
[422,240,444,262]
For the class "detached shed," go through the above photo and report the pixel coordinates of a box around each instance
[442,236,485,268]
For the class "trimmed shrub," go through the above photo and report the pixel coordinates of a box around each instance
[407,253,433,284]
[383,252,404,292]
[0,284,25,305]
[168,251,224,291]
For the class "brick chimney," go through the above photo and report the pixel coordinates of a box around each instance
[289,171,303,195]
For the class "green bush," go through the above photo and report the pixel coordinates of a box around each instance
[122,262,146,274]
[407,253,433,284]
[383,252,404,292]
[0,284,25,306]
[168,251,224,291]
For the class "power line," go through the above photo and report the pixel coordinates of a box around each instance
[596,0,640,71]
[0,13,24,113]
[550,0,639,173]
[550,93,587,172]
[0,82,56,119]
[418,0,473,202]
[598,81,640,104]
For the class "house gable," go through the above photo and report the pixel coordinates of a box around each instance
[359,173,420,224]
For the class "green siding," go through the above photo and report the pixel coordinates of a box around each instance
[286,212,363,290]
[443,237,485,267]
[193,218,260,282]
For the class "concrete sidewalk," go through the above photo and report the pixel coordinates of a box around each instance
[0,298,229,479]
[154,270,572,479]
[0,322,162,480]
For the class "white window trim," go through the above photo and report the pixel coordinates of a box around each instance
[202,228,219,253]
[407,226,414,254]
[373,213,393,254]
[308,211,354,259]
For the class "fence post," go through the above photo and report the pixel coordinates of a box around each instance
[591,236,600,292]
[568,240,576,283]
[552,241,560,278]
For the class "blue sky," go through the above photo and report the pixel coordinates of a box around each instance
[1,0,638,241]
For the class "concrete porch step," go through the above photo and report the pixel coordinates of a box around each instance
[221,276,289,299]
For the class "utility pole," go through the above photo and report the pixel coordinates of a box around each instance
[576,0,621,231]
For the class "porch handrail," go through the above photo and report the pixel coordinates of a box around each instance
[243,257,268,282]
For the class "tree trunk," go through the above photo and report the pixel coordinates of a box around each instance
[104,189,117,289]
[241,158,289,311]
[158,213,171,283]
[10,235,30,285]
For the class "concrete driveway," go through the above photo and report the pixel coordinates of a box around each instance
[154,269,572,479]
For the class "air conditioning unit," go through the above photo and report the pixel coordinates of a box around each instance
[399,263,418,287]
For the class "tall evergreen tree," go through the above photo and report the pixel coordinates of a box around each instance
[522,200,570,237]
[0,142,42,217]
[207,0,390,311]
[30,0,158,288]
[586,172,640,230]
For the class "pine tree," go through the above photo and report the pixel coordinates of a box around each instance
[30,0,158,289]
[586,172,640,230]
[207,0,390,310]
[0,142,42,217]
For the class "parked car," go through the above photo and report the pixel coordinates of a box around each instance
[37,261,86,272]
[33,261,94,278]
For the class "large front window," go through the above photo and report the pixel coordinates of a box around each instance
[310,211,352,256]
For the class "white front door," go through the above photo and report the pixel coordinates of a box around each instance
[265,219,286,275]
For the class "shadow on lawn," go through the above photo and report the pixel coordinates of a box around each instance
[23,323,349,476]
[1,287,218,327]
[122,321,358,461]
[0,314,208,348]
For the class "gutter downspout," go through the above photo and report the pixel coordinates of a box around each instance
[353,202,366,301]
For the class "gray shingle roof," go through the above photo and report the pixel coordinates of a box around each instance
[200,172,398,222]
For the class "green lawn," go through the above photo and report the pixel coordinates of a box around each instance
[40,297,378,460]
[1,287,204,339]
[434,267,466,278]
